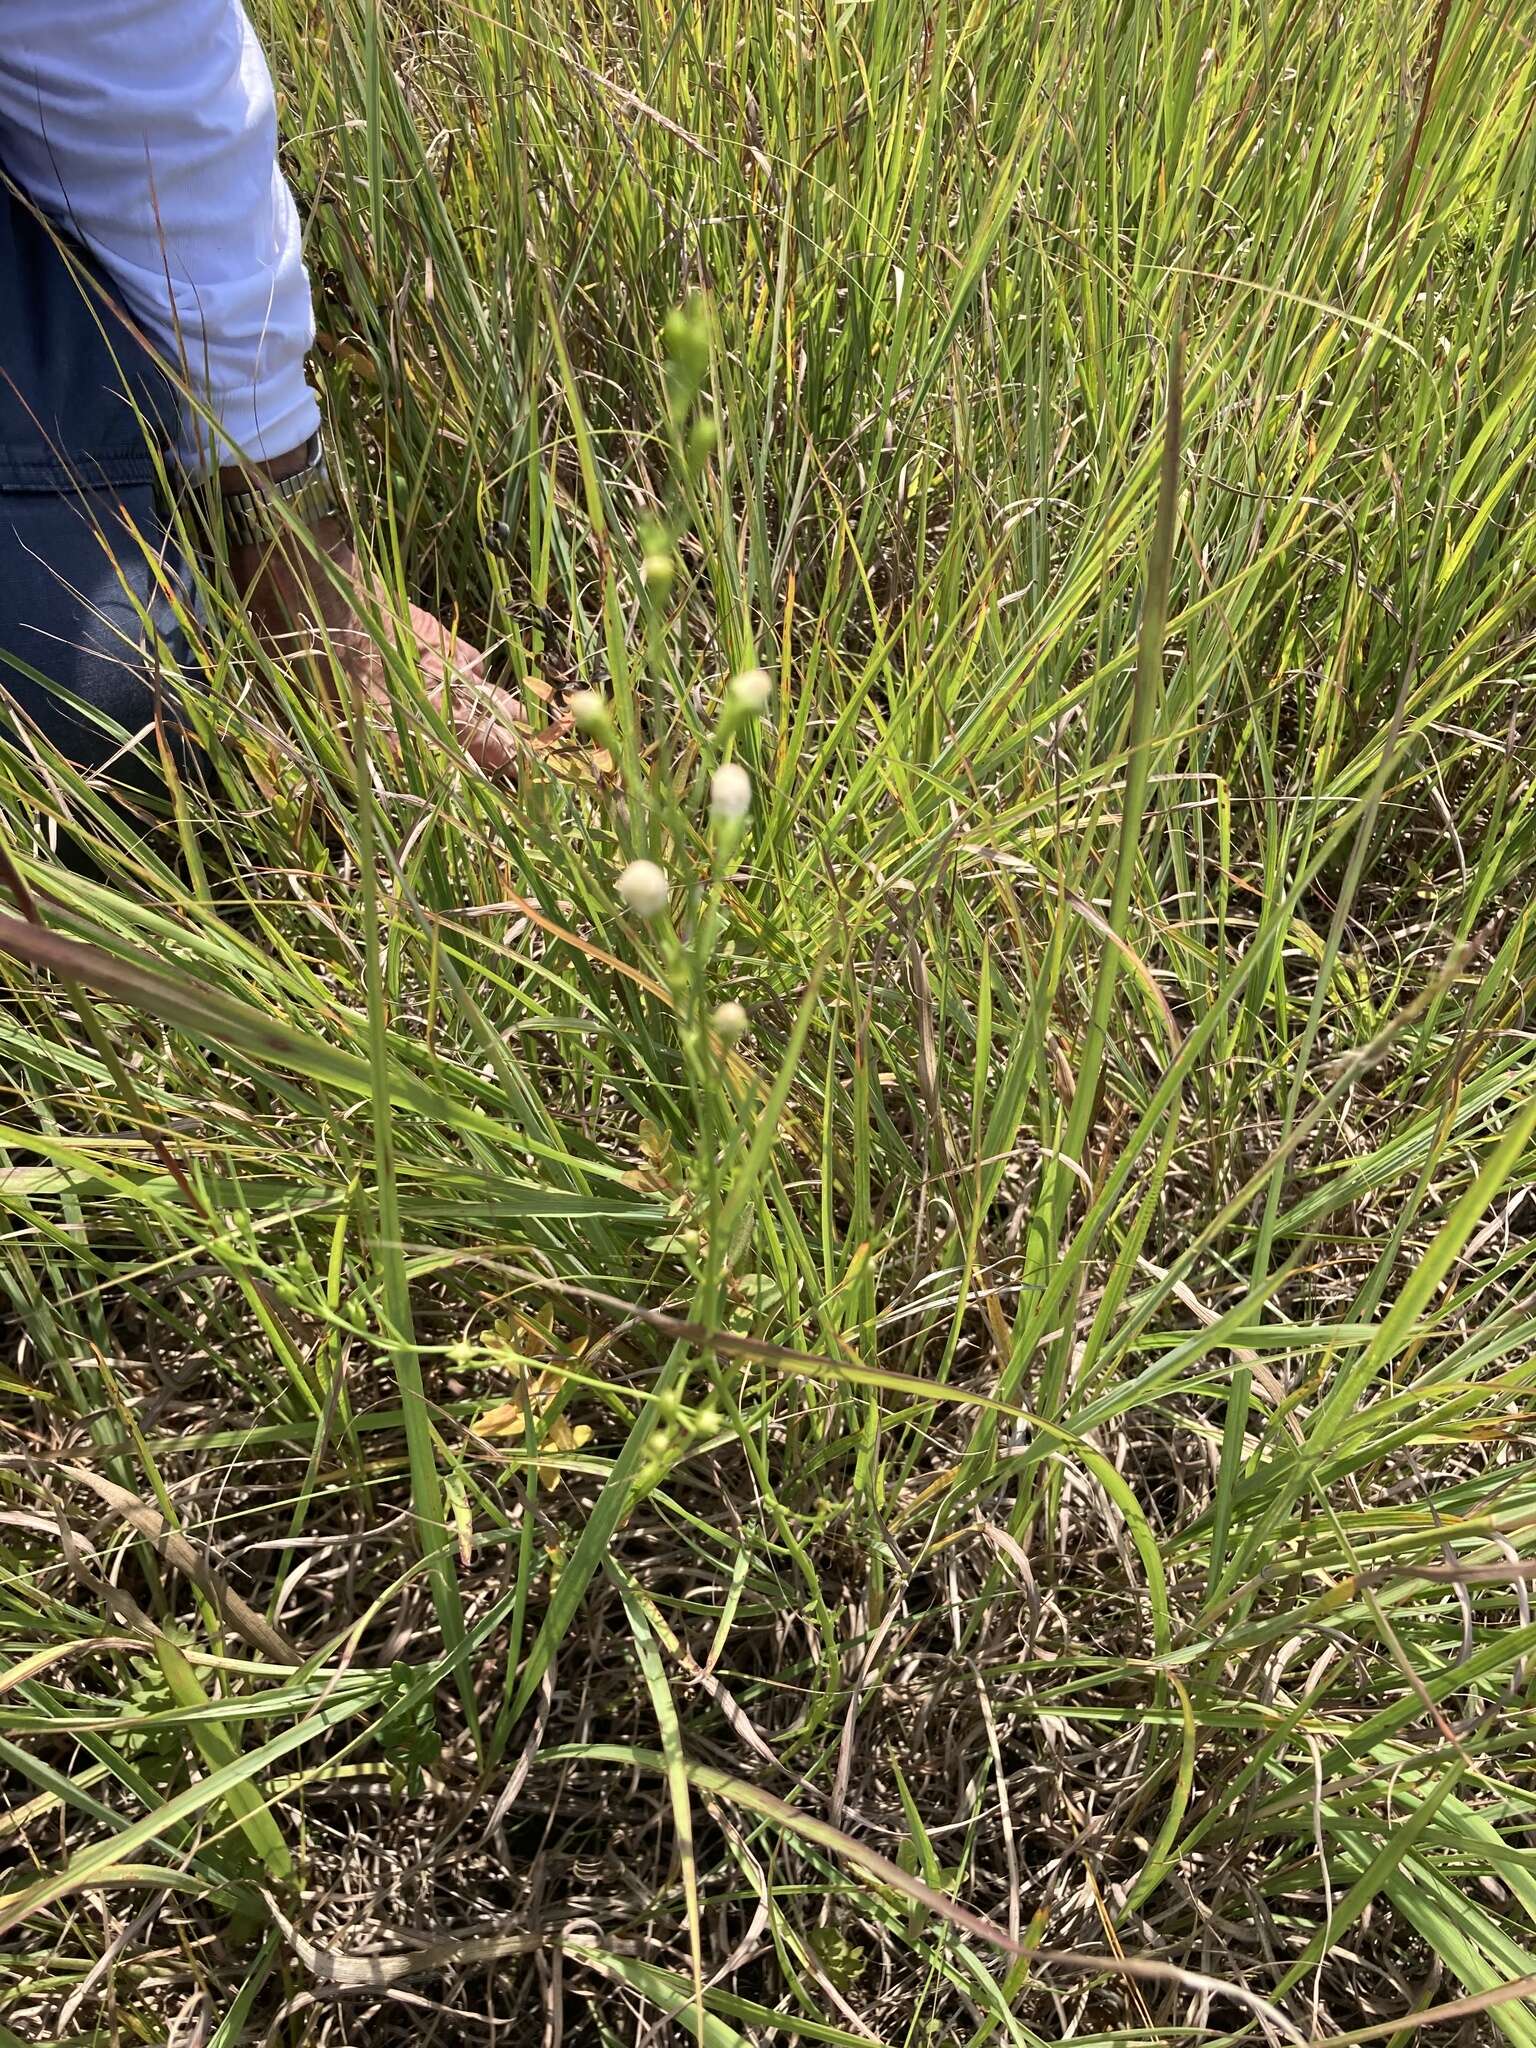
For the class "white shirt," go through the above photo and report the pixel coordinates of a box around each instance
[0,0,320,470]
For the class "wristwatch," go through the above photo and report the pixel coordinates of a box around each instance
[219,434,340,550]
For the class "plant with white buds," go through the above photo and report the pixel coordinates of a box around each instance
[727,666,772,715]
[711,1000,749,1044]
[709,762,752,824]
[567,689,608,736]
[617,859,669,920]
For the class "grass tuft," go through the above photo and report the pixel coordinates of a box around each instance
[4,0,1536,2040]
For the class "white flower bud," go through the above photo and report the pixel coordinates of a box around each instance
[617,859,669,919]
[727,666,772,714]
[711,1000,749,1044]
[567,689,608,735]
[709,761,752,824]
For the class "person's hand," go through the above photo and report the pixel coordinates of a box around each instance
[236,527,526,776]
[390,590,526,778]
[222,455,525,775]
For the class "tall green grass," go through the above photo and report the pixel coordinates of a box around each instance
[3,0,1536,2039]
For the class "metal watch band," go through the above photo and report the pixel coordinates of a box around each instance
[219,436,339,550]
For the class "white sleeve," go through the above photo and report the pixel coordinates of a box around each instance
[0,0,322,470]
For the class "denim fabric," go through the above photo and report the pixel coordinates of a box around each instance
[0,185,193,772]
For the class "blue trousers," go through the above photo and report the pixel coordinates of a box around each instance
[0,187,193,773]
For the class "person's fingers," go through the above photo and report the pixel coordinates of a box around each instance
[336,581,524,774]
[443,680,527,775]
[410,650,528,773]
[405,599,484,681]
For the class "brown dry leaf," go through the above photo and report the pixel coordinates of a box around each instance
[61,1465,297,1664]
[535,1417,594,1481]
[469,1365,558,1441]
[469,1364,591,1475]
[622,1120,682,1196]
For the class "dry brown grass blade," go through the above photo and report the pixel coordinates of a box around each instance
[264,1893,561,1989]
[61,1465,298,1665]
[0,910,308,1047]
[1066,889,1184,1053]
[1312,1966,1536,2047]
[0,1635,144,1697]
[1356,1558,1536,1588]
